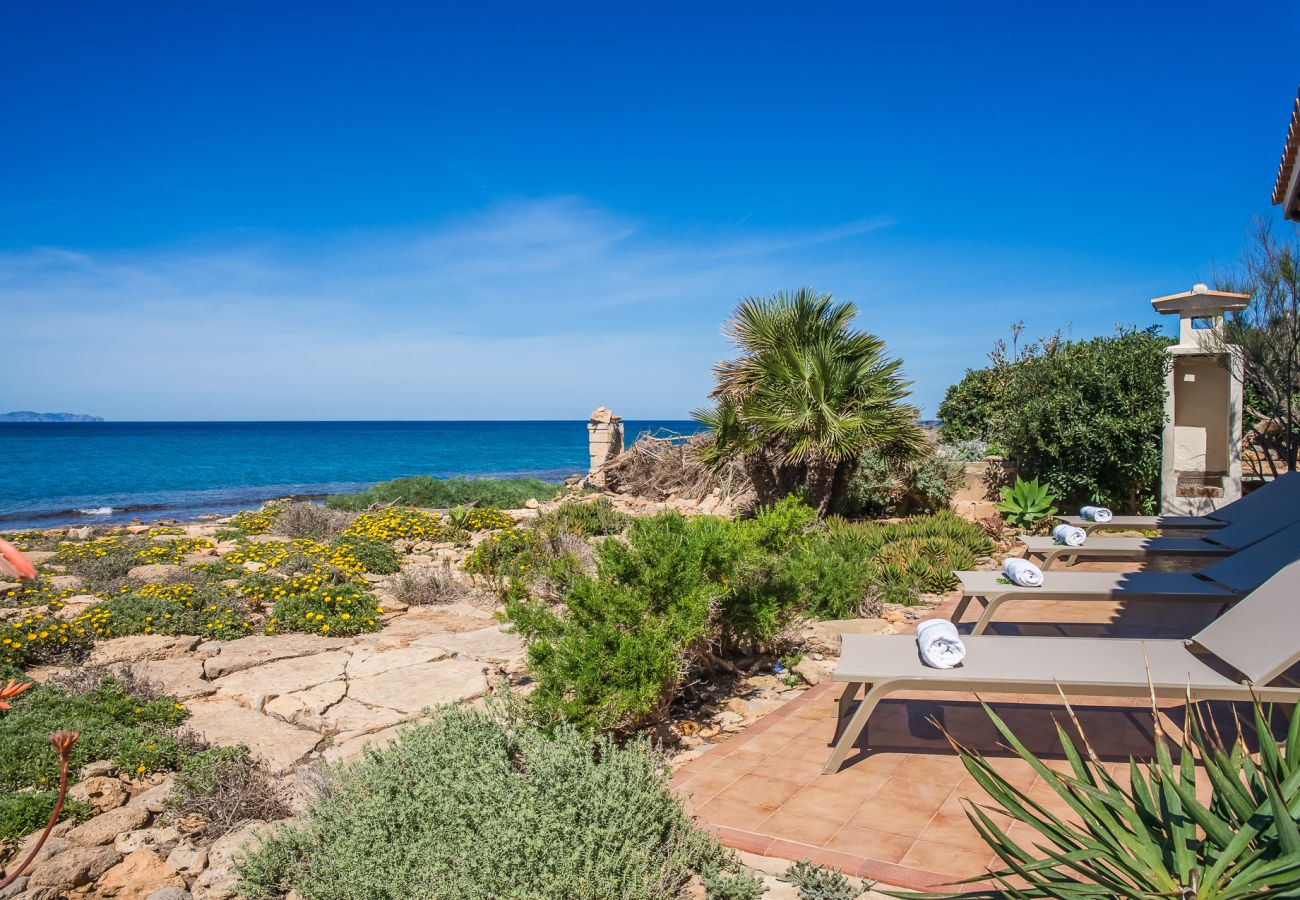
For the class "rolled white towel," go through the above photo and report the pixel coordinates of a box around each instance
[916,618,966,669]
[1080,505,1113,524]
[1052,524,1086,547]
[1003,557,1044,587]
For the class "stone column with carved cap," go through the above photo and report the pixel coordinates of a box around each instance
[586,407,624,488]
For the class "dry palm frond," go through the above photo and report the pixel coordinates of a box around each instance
[601,430,752,503]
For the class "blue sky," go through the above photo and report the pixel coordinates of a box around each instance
[2,1,1297,420]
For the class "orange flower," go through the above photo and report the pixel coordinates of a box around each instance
[0,679,31,711]
[49,731,79,755]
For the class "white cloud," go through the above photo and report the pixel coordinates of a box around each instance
[0,198,1176,420]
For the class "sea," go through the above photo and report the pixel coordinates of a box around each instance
[0,420,700,530]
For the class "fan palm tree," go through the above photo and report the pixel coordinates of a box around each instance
[694,288,924,515]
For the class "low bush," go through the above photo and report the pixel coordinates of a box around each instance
[837,447,963,518]
[235,699,726,900]
[166,745,289,838]
[704,868,767,899]
[777,526,880,620]
[340,508,448,543]
[328,536,400,575]
[937,439,989,462]
[387,565,477,607]
[536,498,631,537]
[86,587,256,641]
[54,536,148,588]
[0,791,94,843]
[270,583,382,637]
[784,859,859,900]
[507,501,812,732]
[274,502,351,540]
[325,476,562,512]
[463,525,540,581]
[228,506,281,536]
[0,675,191,839]
[1,609,95,668]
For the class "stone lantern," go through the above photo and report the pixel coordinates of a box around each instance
[1151,284,1250,514]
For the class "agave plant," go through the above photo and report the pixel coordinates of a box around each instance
[894,698,1300,899]
[994,476,1058,529]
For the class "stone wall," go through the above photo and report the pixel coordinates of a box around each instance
[585,407,624,488]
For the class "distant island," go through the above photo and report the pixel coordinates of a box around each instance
[1,411,104,423]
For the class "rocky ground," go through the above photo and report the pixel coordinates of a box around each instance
[2,500,1011,900]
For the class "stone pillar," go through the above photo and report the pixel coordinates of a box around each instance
[586,407,624,488]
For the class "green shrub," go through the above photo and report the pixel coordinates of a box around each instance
[0,792,94,842]
[785,859,859,900]
[341,508,448,543]
[507,512,748,732]
[325,476,561,512]
[328,536,400,575]
[937,439,989,462]
[271,583,382,637]
[85,589,255,641]
[704,868,768,899]
[0,675,191,843]
[937,366,1001,443]
[54,536,148,588]
[229,506,281,535]
[778,526,880,620]
[167,745,289,837]
[235,699,726,900]
[938,327,1170,511]
[837,447,963,518]
[463,525,540,581]
[536,497,631,537]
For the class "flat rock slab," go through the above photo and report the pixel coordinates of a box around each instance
[413,625,524,665]
[346,645,447,679]
[347,658,488,715]
[203,633,350,678]
[128,657,215,701]
[214,650,351,706]
[316,698,406,734]
[322,721,412,764]
[88,635,201,666]
[183,699,321,773]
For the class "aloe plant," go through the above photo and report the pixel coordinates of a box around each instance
[993,476,1058,528]
[892,698,1300,899]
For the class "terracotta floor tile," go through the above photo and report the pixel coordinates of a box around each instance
[870,774,956,809]
[778,782,873,826]
[742,728,799,755]
[918,810,1002,853]
[695,796,774,832]
[709,748,768,775]
[901,839,996,880]
[747,751,826,787]
[715,773,805,811]
[806,765,890,801]
[759,809,845,845]
[893,753,971,786]
[824,824,915,863]
[675,767,742,801]
[848,794,943,839]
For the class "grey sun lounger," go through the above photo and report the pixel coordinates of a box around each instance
[953,521,1300,635]
[1018,498,1300,569]
[1056,471,1300,535]
[823,559,1300,773]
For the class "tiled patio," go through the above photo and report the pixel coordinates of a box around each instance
[671,563,1237,890]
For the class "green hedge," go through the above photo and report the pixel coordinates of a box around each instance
[938,327,1170,511]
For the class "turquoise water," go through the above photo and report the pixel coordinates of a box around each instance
[0,420,699,528]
